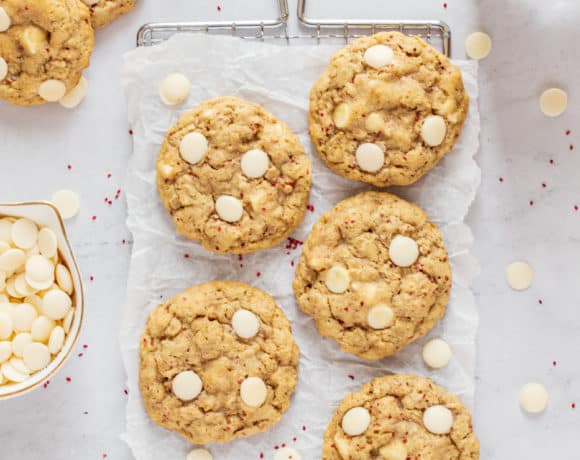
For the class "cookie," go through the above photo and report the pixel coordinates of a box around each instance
[157,97,311,254]
[80,0,136,29]
[139,281,300,444]
[0,0,94,106]
[322,374,479,459]
[293,191,451,360]
[309,32,469,187]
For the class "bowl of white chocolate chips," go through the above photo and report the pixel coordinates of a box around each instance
[0,202,84,399]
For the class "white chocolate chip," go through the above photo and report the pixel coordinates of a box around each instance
[12,333,32,358]
[48,326,65,354]
[422,338,452,369]
[421,115,447,147]
[240,377,267,407]
[0,219,12,243]
[0,312,13,340]
[30,316,55,342]
[37,228,58,259]
[379,440,407,460]
[232,309,260,339]
[0,341,11,363]
[55,264,73,295]
[82,0,100,5]
[14,274,36,297]
[539,88,568,117]
[215,195,244,223]
[63,309,74,334]
[365,112,384,132]
[172,370,202,401]
[9,357,31,375]
[519,382,548,413]
[389,235,419,267]
[179,132,208,165]
[0,248,25,274]
[22,342,50,371]
[325,265,350,294]
[1,362,27,383]
[26,254,54,283]
[355,143,384,173]
[274,448,301,460]
[41,289,72,320]
[159,163,174,179]
[11,218,38,249]
[465,32,492,60]
[186,449,213,460]
[364,45,394,69]
[21,26,48,56]
[38,80,67,102]
[0,7,10,32]
[59,76,89,109]
[241,149,269,179]
[159,73,190,106]
[506,261,533,291]
[0,57,7,81]
[423,405,453,434]
[52,190,80,219]
[24,294,42,311]
[333,103,352,128]
[11,303,37,333]
[341,406,371,436]
[367,304,394,330]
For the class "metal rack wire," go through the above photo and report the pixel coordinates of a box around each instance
[136,0,451,57]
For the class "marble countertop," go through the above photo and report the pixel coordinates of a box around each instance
[1,1,577,458]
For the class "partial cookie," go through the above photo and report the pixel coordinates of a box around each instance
[0,0,94,106]
[157,96,311,254]
[322,374,480,459]
[139,281,300,444]
[293,191,451,360]
[81,0,136,29]
[309,32,469,186]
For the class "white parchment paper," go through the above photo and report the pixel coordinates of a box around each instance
[120,34,480,460]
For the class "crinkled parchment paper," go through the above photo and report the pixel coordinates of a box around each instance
[120,34,480,460]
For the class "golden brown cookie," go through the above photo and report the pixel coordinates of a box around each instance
[323,374,479,459]
[139,281,300,444]
[0,0,94,106]
[309,32,469,187]
[80,0,136,29]
[157,96,311,254]
[293,191,451,360]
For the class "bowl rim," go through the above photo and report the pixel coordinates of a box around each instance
[0,200,85,399]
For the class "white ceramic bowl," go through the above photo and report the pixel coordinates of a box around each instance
[0,202,84,400]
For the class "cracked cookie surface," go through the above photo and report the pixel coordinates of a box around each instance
[157,97,311,254]
[323,374,480,459]
[82,0,135,29]
[309,32,469,186]
[0,0,94,106]
[139,281,300,444]
[293,191,451,360]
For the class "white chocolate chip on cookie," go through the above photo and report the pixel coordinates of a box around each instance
[389,235,419,267]
[333,103,352,128]
[506,261,533,291]
[365,112,384,132]
[82,0,100,5]
[232,309,260,339]
[0,7,10,32]
[367,304,394,330]
[59,76,89,109]
[341,406,371,436]
[539,88,567,117]
[379,440,407,460]
[241,149,269,178]
[355,143,384,173]
[159,73,190,106]
[38,80,67,102]
[421,115,447,147]
[21,26,48,55]
[519,382,548,413]
[325,265,350,294]
[364,45,394,69]
[423,405,453,434]
[422,338,452,369]
[240,376,267,407]
[172,370,203,401]
[179,132,208,165]
[0,57,7,81]
[215,195,244,223]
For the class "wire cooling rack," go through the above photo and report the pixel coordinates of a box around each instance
[136,0,451,56]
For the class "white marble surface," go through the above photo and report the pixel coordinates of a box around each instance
[0,0,577,459]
